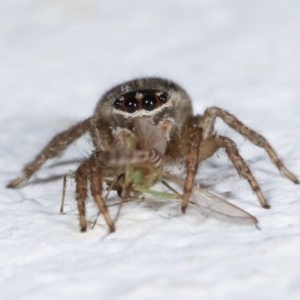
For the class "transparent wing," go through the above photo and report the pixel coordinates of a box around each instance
[163,171,258,226]
[190,186,258,225]
[133,117,167,155]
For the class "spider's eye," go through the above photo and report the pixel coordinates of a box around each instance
[124,97,138,113]
[158,94,167,103]
[113,99,122,109]
[142,95,157,111]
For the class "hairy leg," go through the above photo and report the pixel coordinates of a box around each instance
[182,126,202,213]
[199,107,299,184]
[7,118,93,188]
[89,153,115,233]
[75,160,89,232]
[216,135,270,208]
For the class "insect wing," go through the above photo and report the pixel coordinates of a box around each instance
[190,186,258,225]
[133,117,167,154]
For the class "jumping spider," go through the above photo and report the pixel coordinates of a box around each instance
[7,77,299,232]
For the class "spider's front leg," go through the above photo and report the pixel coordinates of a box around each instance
[90,152,115,233]
[182,126,203,213]
[7,117,94,189]
[75,159,89,232]
[75,152,115,233]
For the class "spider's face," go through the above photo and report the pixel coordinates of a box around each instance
[112,89,175,133]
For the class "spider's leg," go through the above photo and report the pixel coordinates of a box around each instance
[200,107,299,184]
[182,126,202,213]
[7,117,94,188]
[216,136,270,209]
[75,159,89,232]
[90,152,115,233]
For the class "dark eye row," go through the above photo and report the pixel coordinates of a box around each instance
[113,92,168,113]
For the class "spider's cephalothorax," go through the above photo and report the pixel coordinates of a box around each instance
[7,77,299,232]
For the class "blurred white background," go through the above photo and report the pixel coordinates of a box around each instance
[1,1,300,299]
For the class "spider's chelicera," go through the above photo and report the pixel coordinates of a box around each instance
[7,77,299,232]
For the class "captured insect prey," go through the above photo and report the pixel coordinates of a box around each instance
[7,77,298,232]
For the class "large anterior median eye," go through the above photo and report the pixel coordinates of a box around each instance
[142,95,157,111]
[124,97,138,113]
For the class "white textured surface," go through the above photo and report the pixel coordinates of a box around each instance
[1,1,300,299]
